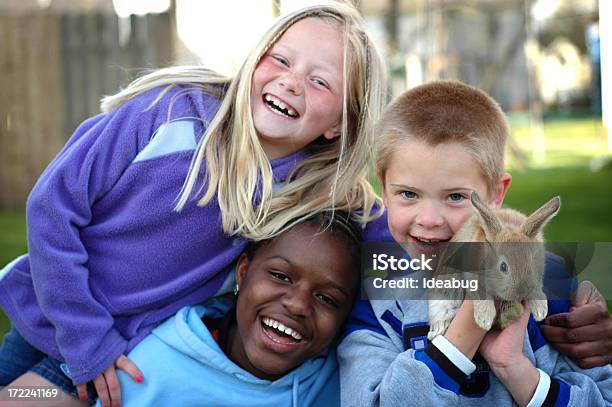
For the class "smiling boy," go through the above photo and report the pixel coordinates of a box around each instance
[339,81,612,406]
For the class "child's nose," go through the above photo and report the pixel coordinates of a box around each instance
[279,71,304,95]
[281,286,313,317]
[415,202,444,228]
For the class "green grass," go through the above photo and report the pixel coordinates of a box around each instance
[0,212,27,336]
[504,165,612,241]
[0,212,27,266]
[1,117,611,338]
[505,165,612,309]
[507,116,609,169]
[505,117,612,308]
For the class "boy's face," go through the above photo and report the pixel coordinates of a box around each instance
[231,224,357,380]
[381,140,510,249]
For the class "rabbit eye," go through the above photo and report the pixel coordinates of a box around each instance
[500,261,508,273]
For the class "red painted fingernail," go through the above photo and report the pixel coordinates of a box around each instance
[136,375,144,383]
[569,307,577,312]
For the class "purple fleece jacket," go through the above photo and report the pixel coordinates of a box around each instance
[0,85,307,384]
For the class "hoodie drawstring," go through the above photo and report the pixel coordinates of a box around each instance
[292,374,299,407]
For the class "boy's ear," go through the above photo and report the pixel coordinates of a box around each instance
[489,172,512,209]
[235,253,250,286]
[323,123,342,140]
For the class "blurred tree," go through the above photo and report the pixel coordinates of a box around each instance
[479,2,526,96]
[386,0,399,53]
[536,0,592,52]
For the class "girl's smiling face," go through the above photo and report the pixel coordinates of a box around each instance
[229,224,357,381]
[251,17,344,159]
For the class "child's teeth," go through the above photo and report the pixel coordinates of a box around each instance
[264,94,297,117]
[279,323,302,340]
[262,317,303,340]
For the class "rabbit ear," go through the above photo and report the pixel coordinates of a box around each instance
[471,192,502,237]
[522,196,561,238]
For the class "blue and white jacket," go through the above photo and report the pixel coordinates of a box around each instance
[338,255,612,406]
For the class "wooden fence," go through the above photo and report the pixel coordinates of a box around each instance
[0,11,173,210]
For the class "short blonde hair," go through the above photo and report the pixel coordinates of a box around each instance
[376,80,509,192]
[102,2,387,240]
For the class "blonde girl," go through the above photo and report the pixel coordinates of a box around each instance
[0,2,386,406]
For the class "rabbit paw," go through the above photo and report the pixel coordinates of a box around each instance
[529,299,548,321]
[428,300,461,339]
[499,302,524,329]
[473,300,496,331]
[428,319,452,340]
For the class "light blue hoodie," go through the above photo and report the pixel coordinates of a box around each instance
[102,299,340,407]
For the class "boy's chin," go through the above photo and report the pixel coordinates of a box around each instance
[400,240,448,259]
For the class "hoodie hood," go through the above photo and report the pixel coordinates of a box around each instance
[142,299,339,406]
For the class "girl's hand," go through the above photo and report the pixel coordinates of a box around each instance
[76,355,143,407]
[479,303,539,407]
[541,281,612,368]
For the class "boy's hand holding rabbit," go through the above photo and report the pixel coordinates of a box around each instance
[444,300,543,407]
[440,301,542,407]
[480,303,540,407]
[442,300,488,359]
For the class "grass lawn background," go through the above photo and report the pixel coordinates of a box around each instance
[1,117,611,338]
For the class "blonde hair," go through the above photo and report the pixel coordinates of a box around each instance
[101,2,386,240]
[376,80,509,192]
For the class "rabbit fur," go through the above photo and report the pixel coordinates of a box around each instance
[427,192,561,339]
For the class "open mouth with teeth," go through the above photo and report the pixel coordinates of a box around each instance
[261,317,304,345]
[263,94,299,118]
[406,235,450,259]
[411,236,450,245]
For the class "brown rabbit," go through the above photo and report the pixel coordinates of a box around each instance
[427,192,561,339]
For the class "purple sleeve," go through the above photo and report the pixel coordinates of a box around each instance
[26,89,169,384]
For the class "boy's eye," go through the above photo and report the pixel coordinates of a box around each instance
[269,271,291,283]
[400,191,417,200]
[316,293,338,308]
[448,193,465,202]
